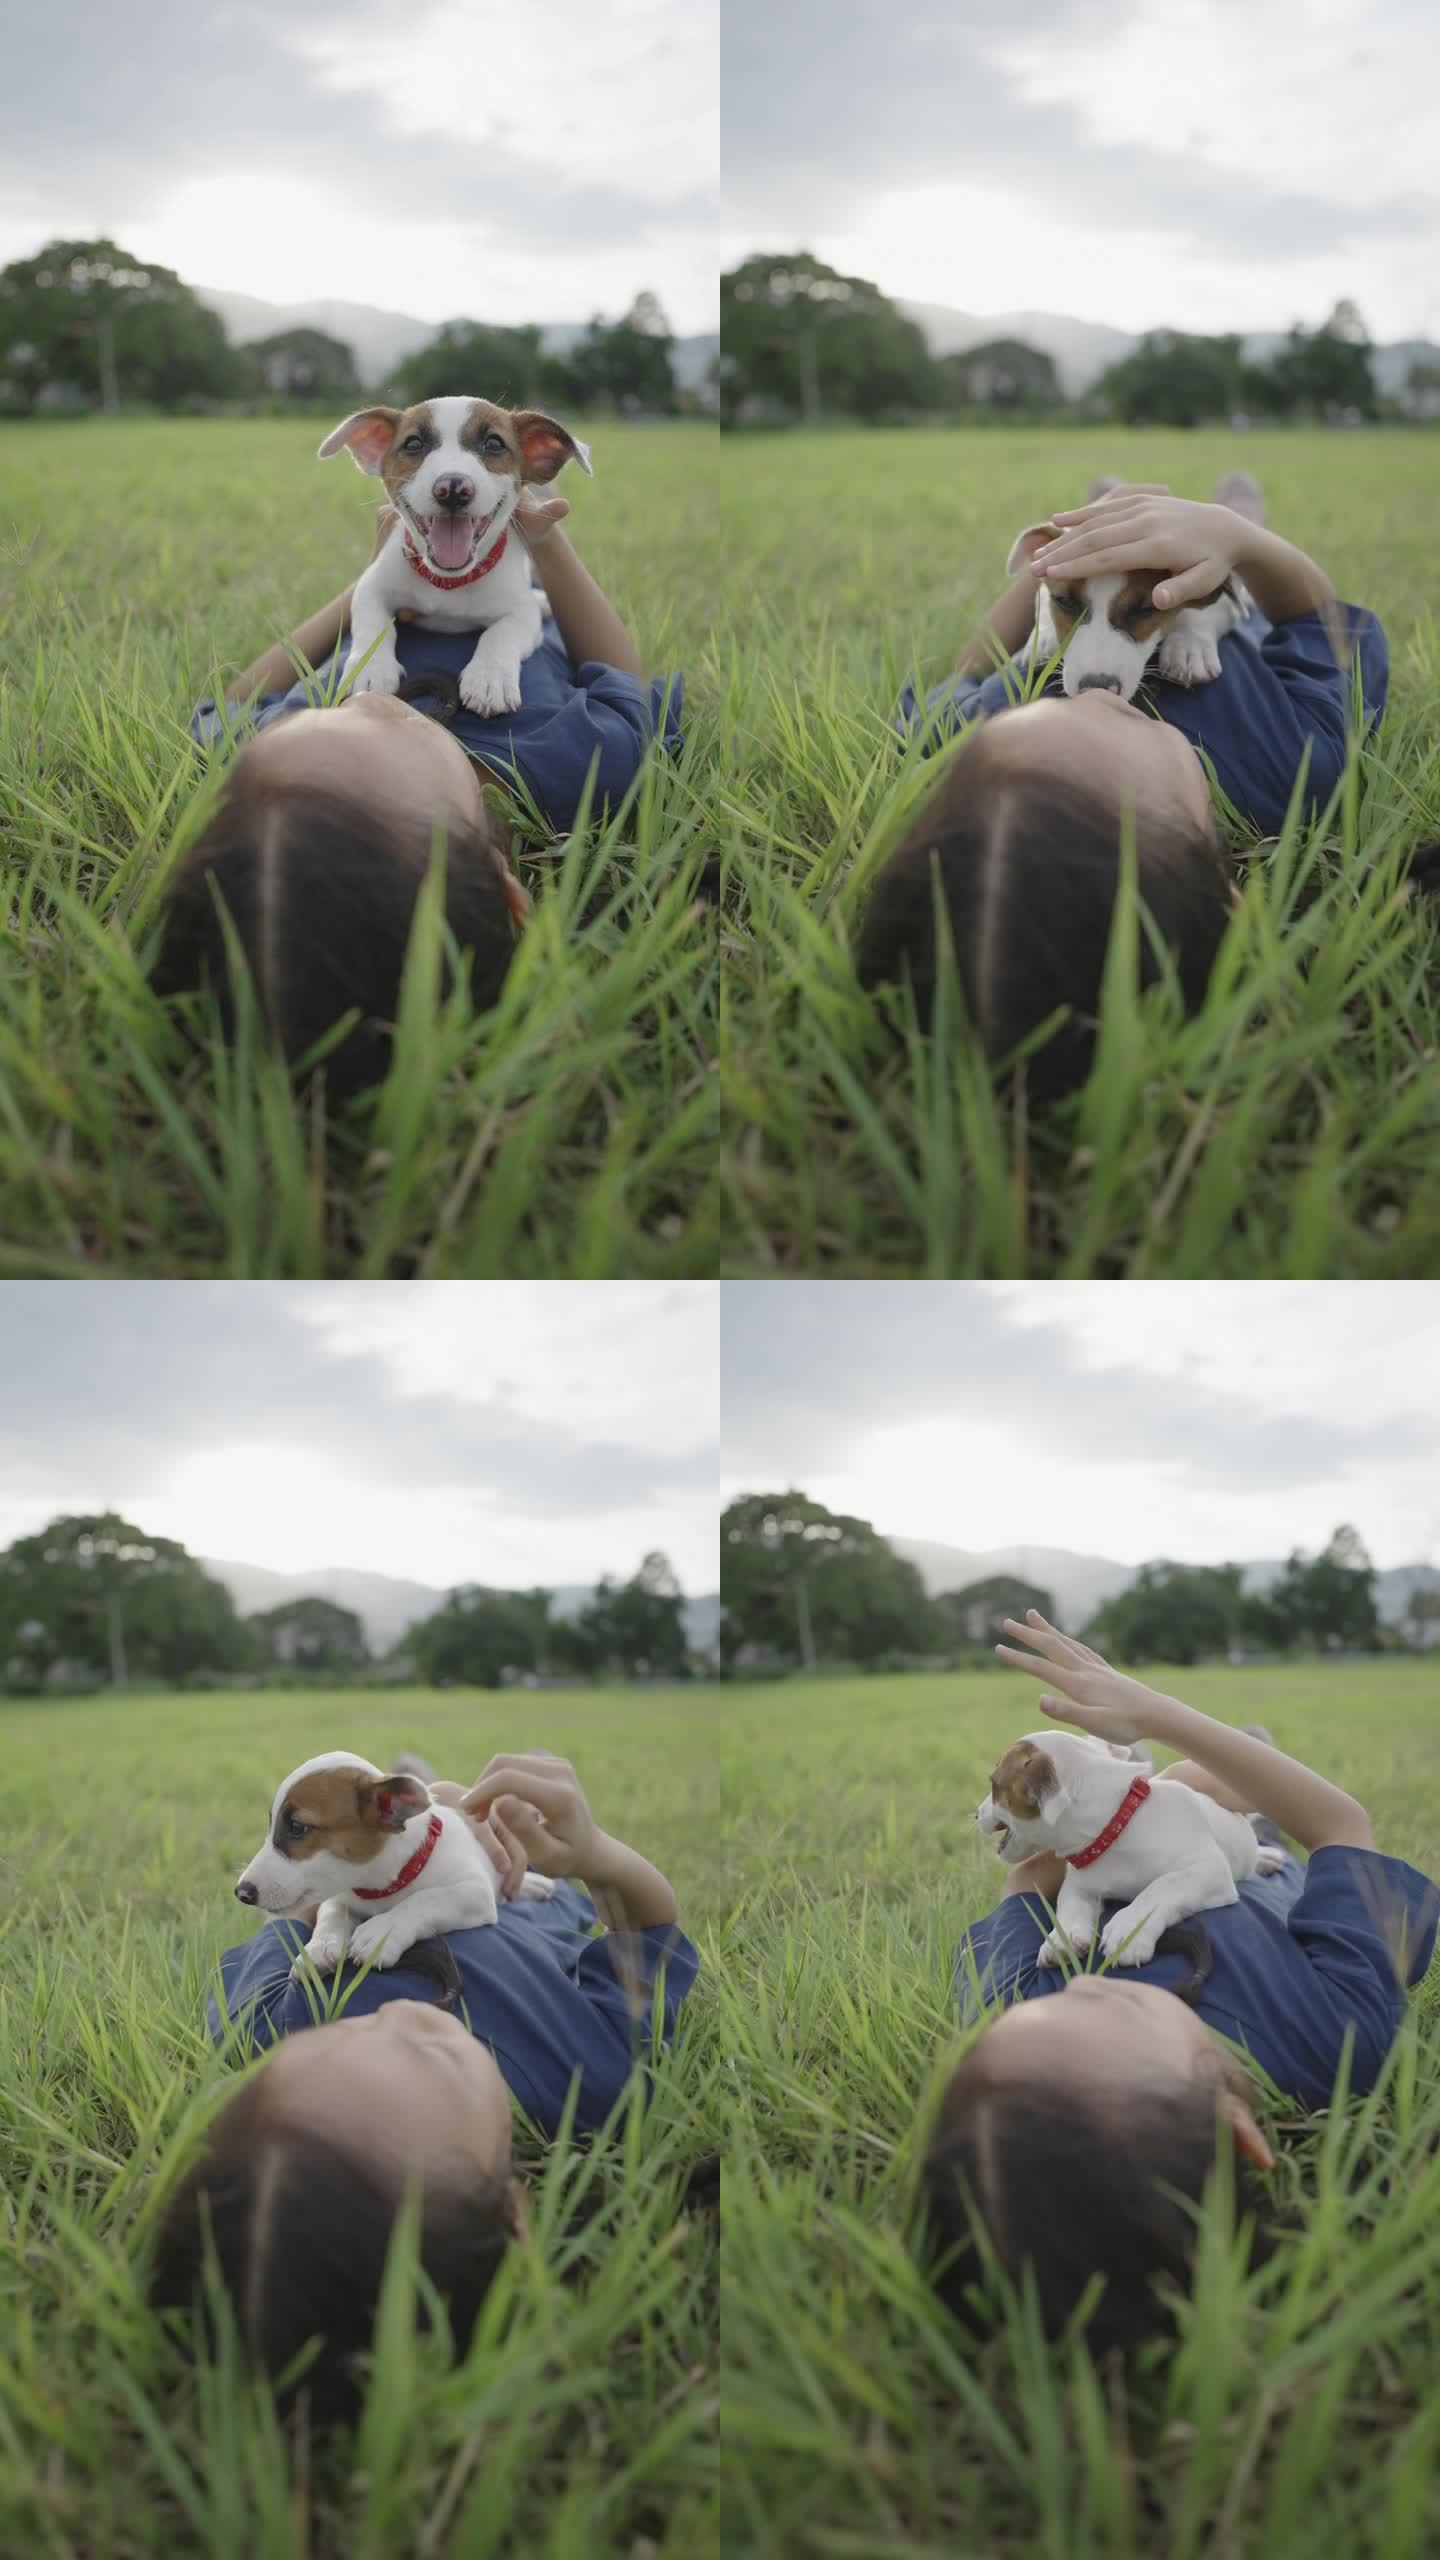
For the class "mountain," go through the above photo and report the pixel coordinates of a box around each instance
[203,1557,720,1657]
[898,299,1440,399]
[889,1537,1440,1630]
[193,285,719,394]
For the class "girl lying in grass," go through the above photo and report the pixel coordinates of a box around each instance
[858,476,1421,1104]
[154,496,682,1100]
[150,1751,697,2414]
[916,1613,1439,2355]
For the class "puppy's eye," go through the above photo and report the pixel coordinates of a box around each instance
[400,433,426,454]
[481,432,507,459]
[284,1812,313,1839]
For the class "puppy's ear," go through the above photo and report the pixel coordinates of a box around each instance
[1006,520,1061,576]
[318,407,401,473]
[1027,1752,1073,1829]
[511,410,594,483]
[360,1771,432,1831]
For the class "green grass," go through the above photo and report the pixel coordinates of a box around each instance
[0,1684,721,2558]
[0,419,719,1277]
[719,1661,1440,2559]
[719,427,1440,1275]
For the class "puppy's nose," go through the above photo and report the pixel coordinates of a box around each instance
[1077,674,1123,694]
[234,1879,259,1905]
[432,475,475,510]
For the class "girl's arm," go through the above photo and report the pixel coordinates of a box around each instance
[1030,493,1337,628]
[518,505,646,680]
[220,504,400,706]
[952,573,1042,679]
[466,1751,679,1930]
[994,1612,1375,1855]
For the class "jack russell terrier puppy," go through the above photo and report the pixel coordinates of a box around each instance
[235,1751,554,1980]
[976,1728,1288,1970]
[319,395,593,718]
[1007,510,1253,701]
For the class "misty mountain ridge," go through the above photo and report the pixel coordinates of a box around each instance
[898,299,1439,399]
[889,1537,1440,1629]
[203,1557,720,1655]
[194,285,719,394]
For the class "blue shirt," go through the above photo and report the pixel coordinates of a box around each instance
[901,605,1389,838]
[208,1880,699,2137]
[190,620,683,833]
[955,1846,1439,2110]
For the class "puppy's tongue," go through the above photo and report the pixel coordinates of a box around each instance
[429,515,474,571]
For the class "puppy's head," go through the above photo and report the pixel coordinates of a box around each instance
[975,1728,1129,1860]
[235,1753,432,1915]
[1006,519,1235,702]
[319,395,592,577]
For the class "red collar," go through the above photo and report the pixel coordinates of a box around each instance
[354,1809,443,1900]
[401,525,509,590]
[1066,1775,1151,1869]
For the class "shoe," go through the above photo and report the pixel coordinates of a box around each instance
[1087,473,1124,501]
[1213,470,1266,527]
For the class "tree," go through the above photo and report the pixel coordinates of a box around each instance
[936,1575,1056,1649]
[1402,1584,1440,1650]
[1087,1561,1246,1666]
[720,1492,938,1669]
[568,1551,689,1679]
[1239,1525,1379,1654]
[0,239,240,413]
[939,338,1059,411]
[0,1512,250,1688]
[409,1585,551,1690]
[721,253,934,424]
[249,328,359,403]
[1096,331,1241,429]
[250,1596,369,1674]
[1266,313,1376,421]
[393,320,548,408]
[564,296,677,414]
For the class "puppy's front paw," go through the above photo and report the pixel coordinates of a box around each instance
[1157,626,1222,687]
[347,1915,400,1968]
[1101,1905,1164,1965]
[516,1873,556,1901]
[1037,1927,1075,1968]
[292,1930,348,1979]
[459,654,523,718]
[349,646,402,697]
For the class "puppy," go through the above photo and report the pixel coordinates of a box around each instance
[319,396,592,718]
[235,1751,554,1981]
[1007,519,1253,700]
[976,1728,1288,1969]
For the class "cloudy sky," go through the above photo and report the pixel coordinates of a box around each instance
[723,0,1440,341]
[722,1283,1440,1568]
[2,0,717,332]
[0,1283,718,1593]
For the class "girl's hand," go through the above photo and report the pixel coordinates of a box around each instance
[513,492,571,552]
[993,1610,1178,1746]
[1029,495,1249,611]
[463,1751,602,1880]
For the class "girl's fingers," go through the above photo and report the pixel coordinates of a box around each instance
[1051,484,1170,521]
[1153,556,1228,608]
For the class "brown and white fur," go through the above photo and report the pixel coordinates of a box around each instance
[976,1728,1288,1969]
[235,1750,554,1981]
[1008,520,1253,701]
[319,396,592,718]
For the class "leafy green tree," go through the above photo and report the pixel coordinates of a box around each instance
[250,1596,369,1673]
[0,239,239,412]
[393,320,548,407]
[568,1551,689,1678]
[409,1585,552,1689]
[721,253,934,423]
[721,1492,938,1670]
[1266,311,1376,420]
[939,338,1059,410]
[936,1575,1056,1649]
[0,1512,250,1687]
[1096,331,1241,428]
[1239,1525,1379,1653]
[564,293,677,414]
[249,328,359,402]
[1087,1561,1246,1666]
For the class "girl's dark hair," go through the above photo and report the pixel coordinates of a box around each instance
[915,1922,1277,2356]
[154,681,515,1105]
[856,754,1235,1103]
[149,2065,511,2415]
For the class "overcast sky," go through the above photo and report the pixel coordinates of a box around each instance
[723,0,1440,341]
[0,1283,719,1593]
[721,1284,1440,1568]
[1,0,717,333]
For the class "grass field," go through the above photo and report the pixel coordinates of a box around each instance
[0,419,718,1278]
[0,1684,721,2559]
[718,428,1440,1276]
[719,1661,1440,2559]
